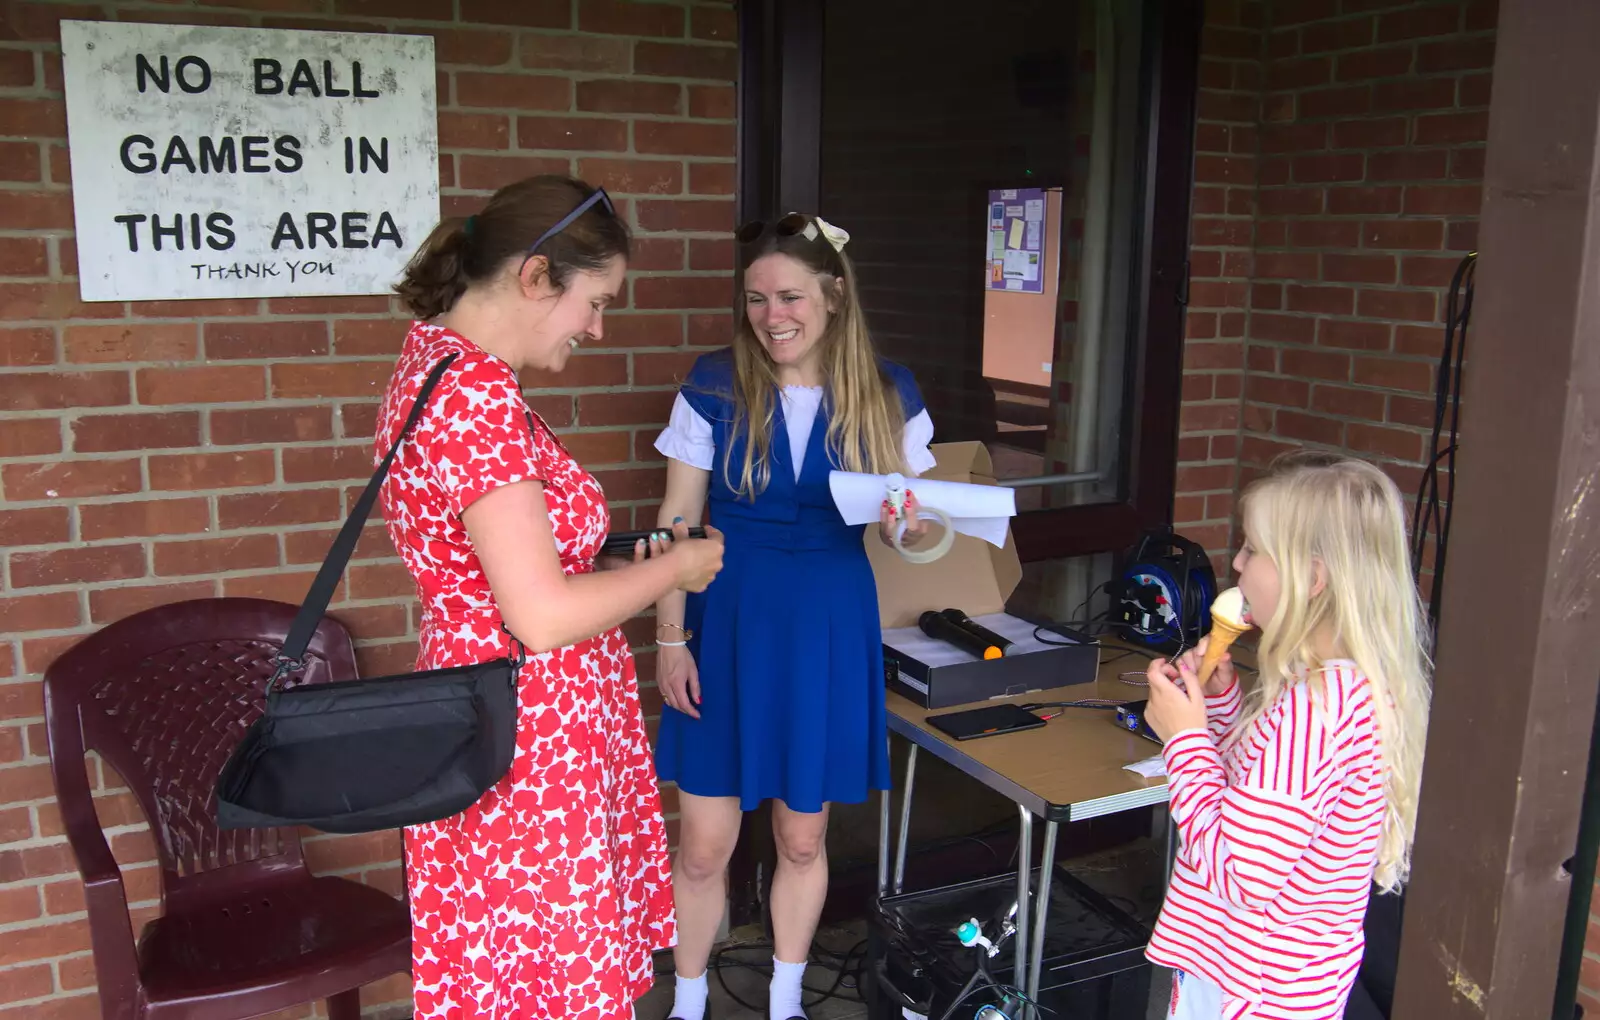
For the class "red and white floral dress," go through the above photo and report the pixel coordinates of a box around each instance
[373,323,675,1020]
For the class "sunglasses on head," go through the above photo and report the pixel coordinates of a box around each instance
[735,213,820,246]
[525,187,616,258]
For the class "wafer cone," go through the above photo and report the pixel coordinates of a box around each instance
[1197,617,1248,685]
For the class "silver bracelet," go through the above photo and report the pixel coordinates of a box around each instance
[658,639,688,647]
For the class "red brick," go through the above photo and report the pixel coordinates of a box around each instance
[1251,313,1317,345]
[1323,252,1397,284]
[1286,284,1355,315]
[148,450,275,491]
[1378,4,1462,43]
[0,236,47,276]
[690,5,735,42]
[154,535,280,578]
[1246,375,1311,408]
[3,459,142,500]
[634,276,731,310]
[521,31,631,72]
[635,121,735,158]
[1388,394,1439,427]
[346,563,413,600]
[1347,422,1424,461]
[0,419,60,457]
[1267,56,1331,91]
[1333,117,1408,149]
[284,525,394,565]
[1447,221,1479,251]
[1354,355,1434,392]
[1450,147,1486,180]
[0,49,34,87]
[1184,341,1244,371]
[629,237,686,271]
[557,429,635,466]
[1191,218,1252,247]
[578,157,684,195]
[1256,156,1289,187]
[1253,252,1317,280]
[1465,0,1498,30]
[0,188,72,229]
[1418,111,1490,147]
[1259,188,1324,216]
[11,544,146,589]
[0,591,80,632]
[219,489,342,530]
[1460,72,1493,108]
[1188,281,1249,308]
[0,140,40,182]
[203,321,329,360]
[440,112,512,151]
[61,323,195,364]
[210,406,336,446]
[637,199,732,233]
[600,314,684,347]
[1404,184,1483,216]
[1180,403,1241,432]
[1335,45,1414,81]
[0,369,129,411]
[578,389,675,426]
[1318,318,1393,351]
[1288,219,1360,249]
[73,412,200,453]
[1328,187,1404,217]
[1177,464,1235,491]
[689,84,735,120]
[1374,77,1457,113]
[137,365,265,405]
[1299,85,1373,120]
[1190,250,1224,278]
[456,72,571,112]
[1197,90,1258,124]
[0,915,91,967]
[1293,153,1365,184]
[1368,150,1449,183]
[1402,255,1465,288]
[0,506,69,546]
[0,960,49,1001]
[1314,384,1387,420]
[1274,0,1338,25]
[1363,219,1445,250]
[579,0,685,37]
[1417,36,1497,73]
[132,298,260,318]
[635,41,738,81]
[272,361,392,400]
[688,314,732,348]
[459,0,569,27]
[517,116,629,152]
[282,445,372,484]
[431,27,516,66]
[576,79,681,115]
[456,153,574,190]
[689,237,734,271]
[0,98,65,137]
[520,352,630,389]
[1204,25,1262,61]
[1395,323,1448,357]
[1259,123,1327,155]
[79,498,209,541]
[1302,17,1375,54]
[632,351,699,388]
[222,570,343,605]
[1283,347,1352,381]
[1275,409,1345,445]
[331,319,408,357]
[1194,153,1254,186]
[1183,375,1214,402]
[1358,289,1437,322]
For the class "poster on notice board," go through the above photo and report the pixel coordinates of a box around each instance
[985,187,1046,294]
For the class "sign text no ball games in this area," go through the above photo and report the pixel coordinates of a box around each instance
[61,21,440,301]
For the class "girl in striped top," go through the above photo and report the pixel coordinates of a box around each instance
[1141,452,1432,1020]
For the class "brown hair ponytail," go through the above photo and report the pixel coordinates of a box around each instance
[395,175,631,319]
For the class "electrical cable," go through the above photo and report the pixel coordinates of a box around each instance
[1410,251,1476,641]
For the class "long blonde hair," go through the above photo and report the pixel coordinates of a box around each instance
[725,218,905,499]
[1235,452,1432,892]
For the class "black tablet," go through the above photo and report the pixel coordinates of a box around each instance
[600,527,707,558]
[928,703,1046,742]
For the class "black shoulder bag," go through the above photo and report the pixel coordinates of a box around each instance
[216,354,522,834]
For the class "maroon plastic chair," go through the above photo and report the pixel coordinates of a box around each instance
[43,597,411,1020]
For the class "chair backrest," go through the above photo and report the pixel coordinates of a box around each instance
[43,598,360,905]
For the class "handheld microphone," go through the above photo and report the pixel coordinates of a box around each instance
[919,610,1004,661]
[939,609,1012,658]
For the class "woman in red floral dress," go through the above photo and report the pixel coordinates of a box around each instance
[374,176,724,1020]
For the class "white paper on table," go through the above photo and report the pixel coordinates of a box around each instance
[828,471,1016,548]
[1123,755,1167,779]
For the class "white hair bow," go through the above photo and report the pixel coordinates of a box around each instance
[802,215,850,252]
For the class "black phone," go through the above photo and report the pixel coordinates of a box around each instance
[600,527,707,558]
[928,703,1046,742]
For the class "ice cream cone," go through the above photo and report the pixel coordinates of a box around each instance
[1198,586,1253,685]
[1198,617,1248,685]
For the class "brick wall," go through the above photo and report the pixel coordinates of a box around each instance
[1174,0,1492,592]
[0,1,734,1016]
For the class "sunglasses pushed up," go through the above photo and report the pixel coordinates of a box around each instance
[736,213,821,246]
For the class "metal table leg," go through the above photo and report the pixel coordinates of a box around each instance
[892,743,918,894]
[877,782,891,897]
[1013,805,1032,994]
[1025,820,1059,1014]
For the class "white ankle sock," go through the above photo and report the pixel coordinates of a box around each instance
[669,971,708,1020]
[770,957,807,1019]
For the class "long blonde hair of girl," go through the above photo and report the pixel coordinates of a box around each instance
[1234,452,1432,892]
[725,219,904,499]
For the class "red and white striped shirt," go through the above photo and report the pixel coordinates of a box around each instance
[1146,662,1384,1020]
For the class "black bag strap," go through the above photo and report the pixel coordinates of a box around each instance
[273,354,458,679]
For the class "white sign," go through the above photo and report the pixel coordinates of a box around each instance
[61,21,438,302]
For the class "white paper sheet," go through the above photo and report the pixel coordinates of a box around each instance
[882,612,1078,666]
[1123,755,1167,779]
[828,471,1016,548]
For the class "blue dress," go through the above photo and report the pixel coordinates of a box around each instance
[654,349,926,813]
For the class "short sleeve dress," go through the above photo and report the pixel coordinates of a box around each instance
[652,348,933,812]
[374,323,675,1020]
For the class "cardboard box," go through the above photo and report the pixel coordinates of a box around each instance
[865,442,1100,709]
